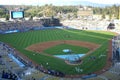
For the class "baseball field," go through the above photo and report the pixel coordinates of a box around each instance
[0,29,116,76]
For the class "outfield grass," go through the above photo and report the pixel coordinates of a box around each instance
[44,44,90,55]
[0,29,115,75]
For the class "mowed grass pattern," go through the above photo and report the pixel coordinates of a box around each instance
[44,44,90,55]
[0,29,115,75]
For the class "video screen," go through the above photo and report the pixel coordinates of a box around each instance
[11,11,24,19]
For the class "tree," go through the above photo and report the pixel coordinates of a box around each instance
[93,5,120,20]
[42,4,56,17]
[102,14,105,19]
[109,13,112,20]
[67,14,71,19]
[29,15,33,20]
[118,6,120,19]
[37,12,43,17]
[73,12,77,18]
[5,14,9,20]
[0,8,6,18]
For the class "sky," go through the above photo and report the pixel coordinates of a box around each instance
[0,0,120,5]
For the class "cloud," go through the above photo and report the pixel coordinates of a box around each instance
[0,0,120,5]
[85,0,120,4]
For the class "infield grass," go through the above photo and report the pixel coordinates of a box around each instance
[44,44,90,55]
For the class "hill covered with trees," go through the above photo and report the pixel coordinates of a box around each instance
[0,4,120,20]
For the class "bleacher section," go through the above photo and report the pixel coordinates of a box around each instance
[0,20,43,34]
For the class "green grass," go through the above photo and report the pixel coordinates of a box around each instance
[44,44,90,55]
[0,29,115,75]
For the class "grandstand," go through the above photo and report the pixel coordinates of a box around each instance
[112,35,120,62]
[0,20,43,34]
